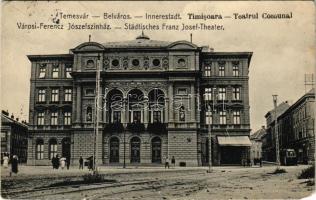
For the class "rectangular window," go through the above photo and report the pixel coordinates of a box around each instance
[64,112,71,125]
[177,88,187,95]
[37,112,45,125]
[38,89,46,102]
[51,112,58,125]
[233,65,239,76]
[219,65,225,76]
[204,65,211,77]
[39,67,46,78]
[232,87,241,100]
[204,88,213,101]
[64,89,72,102]
[113,111,121,123]
[131,111,141,123]
[218,87,226,100]
[153,111,162,123]
[52,66,59,78]
[205,110,212,125]
[36,143,44,160]
[233,111,241,124]
[85,89,95,96]
[51,89,59,102]
[220,111,227,125]
[65,67,72,78]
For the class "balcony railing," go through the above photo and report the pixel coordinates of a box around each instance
[127,122,145,133]
[105,122,124,133]
[147,122,167,134]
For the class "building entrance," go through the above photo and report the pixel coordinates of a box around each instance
[61,137,71,159]
[110,137,119,163]
[152,137,161,163]
[130,137,140,163]
[221,146,242,165]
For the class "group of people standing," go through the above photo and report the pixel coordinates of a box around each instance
[51,155,70,170]
[2,153,19,175]
[164,156,176,169]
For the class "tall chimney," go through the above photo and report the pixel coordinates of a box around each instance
[190,33,192,43]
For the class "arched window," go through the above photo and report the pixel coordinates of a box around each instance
[148,89,165,123]
[86,107,92,122]
[36,139,44,160]
[179,106,185,121]
[128,89,144,123]
[49,138,58,159]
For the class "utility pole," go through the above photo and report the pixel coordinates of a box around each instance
[272,95,280,166]
[94,54,101,173]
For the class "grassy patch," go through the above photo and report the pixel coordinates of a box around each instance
[271,167,287,174]
[298,165,315,179]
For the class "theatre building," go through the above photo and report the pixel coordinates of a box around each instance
[27,33,252,166]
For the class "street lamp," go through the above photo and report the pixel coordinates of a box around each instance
[272,95,280,166]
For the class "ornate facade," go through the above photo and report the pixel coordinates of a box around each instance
[27,33,252,166]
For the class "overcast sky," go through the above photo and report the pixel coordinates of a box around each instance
[1,1,315,132]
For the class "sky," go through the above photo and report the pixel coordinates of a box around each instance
[1,1,315,132]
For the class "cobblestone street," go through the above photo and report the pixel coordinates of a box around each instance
[1,165,314,199]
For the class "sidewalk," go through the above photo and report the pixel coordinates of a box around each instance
[1,164,308,179]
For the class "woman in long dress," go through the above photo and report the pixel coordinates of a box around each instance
[3,154,9,168]
[11,155,18,174]
[60,157,66,169]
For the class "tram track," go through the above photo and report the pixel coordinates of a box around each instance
[3,170,208,199]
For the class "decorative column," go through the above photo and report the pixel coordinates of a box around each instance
[75,84,81,123]
[123,97,128,126]
[190,83,196,122]
[103,87,108,124]
[168,84,174,123]
[144,94,148,127]
[164,98,169,123]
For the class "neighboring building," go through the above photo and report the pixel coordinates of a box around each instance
[262,102,290,162]
[278,89,315,164]
[250,126,266,161]
[27,33,252,166]
[1,110,28,163]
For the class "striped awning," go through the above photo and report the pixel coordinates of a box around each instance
[217,136,251,147]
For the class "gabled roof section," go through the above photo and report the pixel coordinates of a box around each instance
[71,42,105,52]
[167,40,198,49]
[264,101,290,119]
[250,127,267,140]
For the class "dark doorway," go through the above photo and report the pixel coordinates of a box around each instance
[152,137,161,163]
[61,137,71,159]
[201,139,209,166]
[110,137,120,163]
[130,137,140,163]
[221,146,242,165]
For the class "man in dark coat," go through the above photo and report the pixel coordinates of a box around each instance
[11,155,18,174]
[79,156,84,170]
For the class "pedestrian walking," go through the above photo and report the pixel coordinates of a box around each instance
[60,157,66,170]
[66,156,70,170]
[3,153,9,168]
[171,156,176,167]
[88,156,93,171]
[51,155,56,169]
[79,156,84,170]
[55,154,60,169]
[259,157,262,167]
[11,155,18,174]
[164,156,170,169]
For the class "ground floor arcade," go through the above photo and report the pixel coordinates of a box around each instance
[27,131,251,166]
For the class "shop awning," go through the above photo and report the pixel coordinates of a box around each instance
[217,136,251,147]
